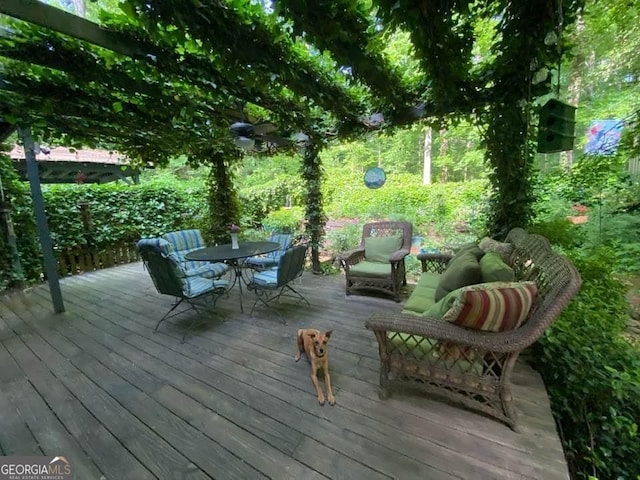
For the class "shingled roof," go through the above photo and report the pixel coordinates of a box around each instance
[9,145,139,184]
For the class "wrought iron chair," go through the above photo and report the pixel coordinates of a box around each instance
[137,238,228,342]
[247,244,309,323]
[338,221,413,302]
[244,232,293,270]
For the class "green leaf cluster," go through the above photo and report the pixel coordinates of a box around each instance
[532,244,640,480]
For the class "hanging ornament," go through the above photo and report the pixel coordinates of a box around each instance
[363,167,386,189]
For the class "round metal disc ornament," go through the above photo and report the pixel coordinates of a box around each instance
[363,167,386,189]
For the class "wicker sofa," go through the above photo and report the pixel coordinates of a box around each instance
[365,228,581,430]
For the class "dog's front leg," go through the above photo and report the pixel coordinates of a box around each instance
[324,370,335,406]
[294,330,304,362]
[310,367,325,405]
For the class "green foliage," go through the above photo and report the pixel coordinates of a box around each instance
[236,153,306,228]
[325,174,489,238]
[0,152,41,290]
[301,140,326,273]
[529,219,585,250]
[532,162,640,274]
[532,246,640,480]
[482,103,536,236]
[324,223,363,256]
[263,207,305,234]
[581,212,640,274]
[201,146,241,245]
[41,181,207,249]
[0,173,208,290]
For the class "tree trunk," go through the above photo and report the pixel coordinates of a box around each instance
[560,13,585,171]
[422,127,432,185]
[440,166,449,183]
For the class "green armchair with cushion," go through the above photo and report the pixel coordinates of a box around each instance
[338,221,413,302]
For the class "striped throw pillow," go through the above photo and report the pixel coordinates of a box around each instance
[440,281,537,360]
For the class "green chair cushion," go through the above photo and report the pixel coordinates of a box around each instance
[349,261,392,277]
[403,273,440,313]
[435,252,482,302]
[365,236,403,263]
[479,251,515,283]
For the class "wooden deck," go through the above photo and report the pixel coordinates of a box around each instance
[0,263,569,480]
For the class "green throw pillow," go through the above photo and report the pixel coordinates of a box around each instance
[451,243,484,260]
[479,251,515,283]
[422,288,461,318]
[365,236,403,263]
[435,251,482,302]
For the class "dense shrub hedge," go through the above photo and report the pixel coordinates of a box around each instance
[0,172,209,289]
[42,180,207,249]
[0,152,41,290]
[324,173,489,234]
[530,223,640,480]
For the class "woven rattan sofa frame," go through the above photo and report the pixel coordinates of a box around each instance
[365,228,582,431]
[339,221,413,302]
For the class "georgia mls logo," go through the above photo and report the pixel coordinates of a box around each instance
[0,456,71,480]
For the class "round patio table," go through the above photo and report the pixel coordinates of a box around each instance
[185,241,279,313]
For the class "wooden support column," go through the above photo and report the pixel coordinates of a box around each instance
[18,126,65,313]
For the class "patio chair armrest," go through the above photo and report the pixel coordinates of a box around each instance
[416,253,453,274]
[339,247,365,267]
[389,248,410,262]
[365,313,525,353]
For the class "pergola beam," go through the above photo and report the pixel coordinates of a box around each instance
[0,0,153,59]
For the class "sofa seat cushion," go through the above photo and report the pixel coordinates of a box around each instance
[403,273,440,313]
[443,281,538,332]
[365,236,403,263]
[479,251,515,283]
[349,261,392,277]
[435,251,482,302]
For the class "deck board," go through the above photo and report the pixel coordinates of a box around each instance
[0,263,570,480]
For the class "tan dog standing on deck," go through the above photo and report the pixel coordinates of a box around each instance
[294,329,335,406]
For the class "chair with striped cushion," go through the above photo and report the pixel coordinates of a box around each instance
[161,229,229,278]
[247,244,309,323]
[245,233,293,270]
[137,238,229,342]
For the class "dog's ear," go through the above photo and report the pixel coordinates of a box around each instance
[325,330,333,338]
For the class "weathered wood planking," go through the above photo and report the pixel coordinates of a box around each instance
[0,263,570,480]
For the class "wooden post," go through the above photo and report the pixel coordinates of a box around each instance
[18,126,65,313]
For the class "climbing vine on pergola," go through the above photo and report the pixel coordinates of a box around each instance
[0,0,584,266]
